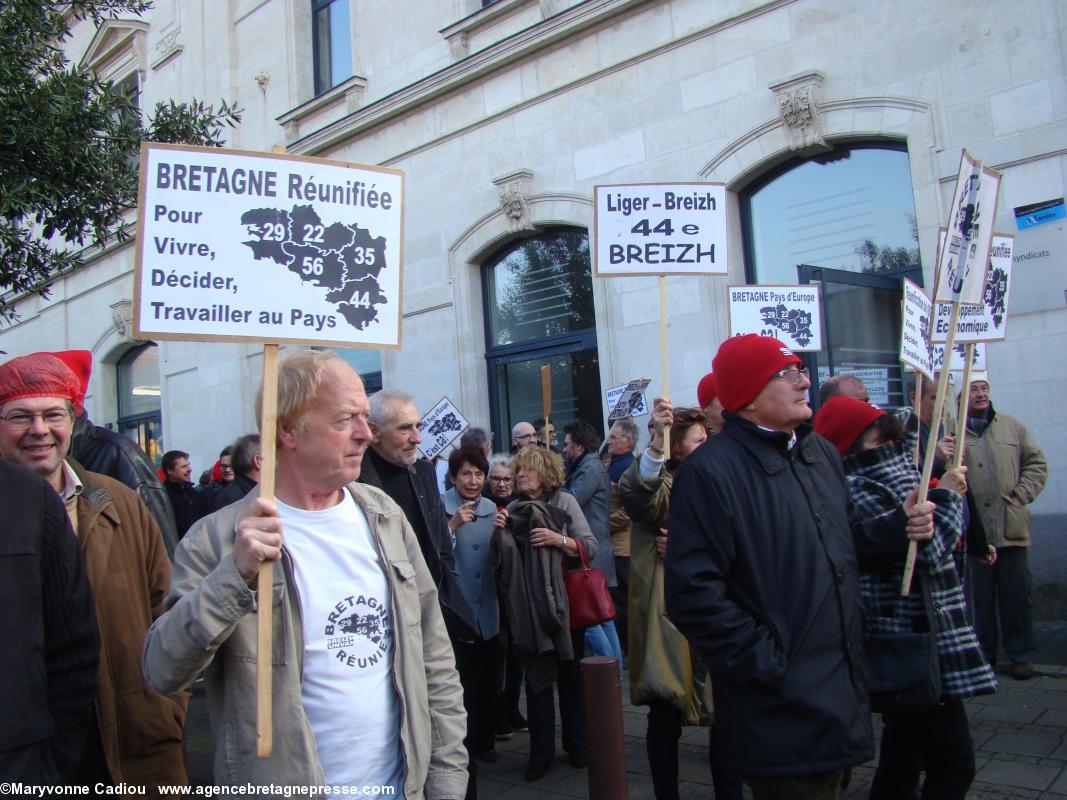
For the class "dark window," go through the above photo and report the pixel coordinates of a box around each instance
[117,342,164,467]
[482,228,602,450]
[313,0,353,96]
[336,348,382,394]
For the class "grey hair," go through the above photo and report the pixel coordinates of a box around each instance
[488,453,512,473]
[368,388,416,427]
[611,417,638,445]
[230,433,261,476]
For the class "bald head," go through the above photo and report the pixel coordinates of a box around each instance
[511,421,536,450]
[820,374,869,405]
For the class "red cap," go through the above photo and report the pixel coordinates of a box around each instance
[697,373,718,410]
[813,395,886,456]
[712,335,803,413]
[0,351,91,415]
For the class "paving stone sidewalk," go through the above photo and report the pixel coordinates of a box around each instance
[186,622,1067,798]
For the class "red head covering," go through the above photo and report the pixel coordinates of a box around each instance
[697,372,718,410]
[0,350,91,415]
[813,395,886,456]
[712,335,803,413]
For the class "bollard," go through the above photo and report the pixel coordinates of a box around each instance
[581,655,629,800]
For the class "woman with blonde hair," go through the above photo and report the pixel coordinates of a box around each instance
[491,444,598,782]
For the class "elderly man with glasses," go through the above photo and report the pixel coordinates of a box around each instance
[665,335,938,800]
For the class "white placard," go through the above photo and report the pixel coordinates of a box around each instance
[931,342,987,373]
[593,183,728,276]
[900,278,934,378]
[134,142,404,348]
[417,397,469,461]
[932,233,1015,342]
[835,368,891,406]
[934,150,1002,306]
[606,379,651,421]
[727,285,823,351]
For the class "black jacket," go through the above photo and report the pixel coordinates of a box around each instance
[358,452,479,642]
[212,473,258,512]
[69,413,179,558]
[0,461,99,782]
[665,415,908,778]
[163,480,208,540]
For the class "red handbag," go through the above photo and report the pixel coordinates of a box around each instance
[562,539,616,630]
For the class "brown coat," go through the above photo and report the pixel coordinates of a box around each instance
[71,461,187,792]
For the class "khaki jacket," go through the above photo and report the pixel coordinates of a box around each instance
[71,462,187,792]
[618,456,710,723]
[141,482,468,799]
[964,410,1047,548]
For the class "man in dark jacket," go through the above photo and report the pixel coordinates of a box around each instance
[0,459,98,783]
[161,449,208,539]
[665,335,936,800]
[212,433,261,511]
[358,389,478,643]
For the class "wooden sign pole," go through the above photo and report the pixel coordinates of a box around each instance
[952,343,976,470]
[912,375,922,468]
[901,301,961,595]
[540,365,551,444]
[256,343,280,757]
[659,276,671,454]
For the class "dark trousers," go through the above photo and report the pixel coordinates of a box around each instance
[969,546,1035,665]
[526,630,585,766]
[745,772,843,800]
[455,637,504,757]
[869,697,975,800]
[645,700,743,800]
[610,555,630,654]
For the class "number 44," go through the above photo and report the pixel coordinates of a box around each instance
[630,219,701,236]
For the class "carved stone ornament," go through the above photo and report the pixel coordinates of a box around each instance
[447,31,469,60]
[151,27,183,71]
[492,170,535,233]
[769,71,829,155]
[110,300,135,342]
[540,0,562,18]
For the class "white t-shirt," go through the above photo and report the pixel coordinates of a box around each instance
[278,488,404,791]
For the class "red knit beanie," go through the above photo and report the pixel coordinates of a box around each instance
[0,350,90,415]
[813,395,885,456]
[696,373,718,409]
[712,335,803,412]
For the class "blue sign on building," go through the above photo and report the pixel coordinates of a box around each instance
[1015,198,1066,230]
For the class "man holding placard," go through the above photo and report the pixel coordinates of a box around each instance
[962,374,1047,680]
[665,335,936,799]
[143,351,468,797]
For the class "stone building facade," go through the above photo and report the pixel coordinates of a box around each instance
[1,0,1064,531]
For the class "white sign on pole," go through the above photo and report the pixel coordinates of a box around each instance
[934,150,1002,306]
[727,285,823,351]
[593,183,728,276]
[932,232,1015,343]
[900,278,934,378]
[837,368,891,406]
[932,342,986,373]
[606,379,651,421]
[134,142,404,348]
[417,397,469,461]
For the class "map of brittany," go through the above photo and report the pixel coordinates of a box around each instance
[240,204,388,330]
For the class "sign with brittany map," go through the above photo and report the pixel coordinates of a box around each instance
[133,142,404,348]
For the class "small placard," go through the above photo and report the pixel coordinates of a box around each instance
[417,397,469,461]
[932,232,1014,343]
[606,379,651,421]
[727,285,823,351]
[931,342,986,373]
[900,278,934,379]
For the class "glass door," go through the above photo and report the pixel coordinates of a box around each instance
[799,264,923,410]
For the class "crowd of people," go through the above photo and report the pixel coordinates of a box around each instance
[0,337,1048,800]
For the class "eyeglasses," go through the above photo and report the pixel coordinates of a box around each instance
[770,366,810,384]
[491,475,513,483]
[514,433,535,441]
[219,463,235,472]
[0,408,72,430]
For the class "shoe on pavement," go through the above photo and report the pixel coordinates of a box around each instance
[1011,661,1036,680]
[494,719,513,741]
[508,711,528,731]
[524,761,551,781]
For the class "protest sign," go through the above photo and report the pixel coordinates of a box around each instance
[417,397,469,461]
[134,142,404,348]
[934,150,1002,306]
[932,232,1015,343]
[593,183,727,277]
[900,278,934,378]
[728,285,823,351]
[931,342,986,372]
[606,379,651,421]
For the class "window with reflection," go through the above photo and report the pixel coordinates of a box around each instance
[482,228,602,450]
[742,144,920,283]
[336,347,382,393]
[117,342,164,467]
[313,0,353,96]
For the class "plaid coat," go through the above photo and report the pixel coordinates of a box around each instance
[843,442,996,700]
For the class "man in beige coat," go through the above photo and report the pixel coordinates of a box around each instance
[143,350,467,797]
[963,374,1048,680]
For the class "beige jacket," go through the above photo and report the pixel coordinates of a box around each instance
[964,409,1047,548]
[142,482,468,799]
